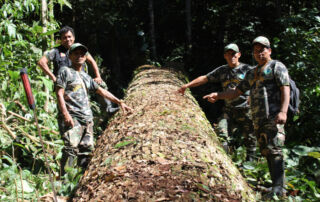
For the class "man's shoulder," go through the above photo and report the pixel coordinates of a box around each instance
[80,70,93,79]
[238,63,254,70]
[57,66,73,76]
[214,64,229,72]
[268,60,286,68]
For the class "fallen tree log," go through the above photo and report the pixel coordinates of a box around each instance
[73,65,256,201]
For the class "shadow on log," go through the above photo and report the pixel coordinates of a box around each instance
[72,65,257,201]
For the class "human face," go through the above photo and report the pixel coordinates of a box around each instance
[60,31,75,49]
[224,50,241,68]
[69,49,87,69]
[253,44,272,65]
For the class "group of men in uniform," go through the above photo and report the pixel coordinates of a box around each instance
[38,25,289,198]
[37,26,132,176]
[178,36,290,198]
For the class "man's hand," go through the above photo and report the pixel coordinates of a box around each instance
[51,75,57,83]
[203,92,219,103]
[119,102,133,114]
[177,85,188,95]
[64,113,74,128]
[93,77,103,84]
[275,111,287,124]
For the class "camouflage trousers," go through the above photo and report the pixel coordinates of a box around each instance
[253,118,286,158]
[215,108,256,155]
[58,117,94,175]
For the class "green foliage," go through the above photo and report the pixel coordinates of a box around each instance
[0,0,71,200]
[1,0,320,200]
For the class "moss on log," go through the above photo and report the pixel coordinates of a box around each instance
[72,65,256,201]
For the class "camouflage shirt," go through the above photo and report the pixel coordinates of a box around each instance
[237,60,290,123]
[206,63,253,109]
[56,66,99,123]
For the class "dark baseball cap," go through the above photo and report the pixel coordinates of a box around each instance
[224,43,240,53]
[252,36,270,48]
[69,43,88,54]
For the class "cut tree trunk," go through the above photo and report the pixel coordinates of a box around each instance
[72,65,256,201]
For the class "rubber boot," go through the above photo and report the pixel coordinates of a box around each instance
[264,156,286,199]
[105,98,119,114]
[60,151,75,177]
[222,142,229,154]
[246,148,257,161]
[98,95,119,115]
[78,155,90,169]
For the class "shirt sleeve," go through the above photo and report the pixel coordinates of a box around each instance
[206,66,224,83]
[274,61,290,86]
[82,72,99,92]
[44,49,56,62]
[55,67,68,89]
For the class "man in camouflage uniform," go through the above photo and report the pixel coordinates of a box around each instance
[56,43,132,175]
[203,36,290,198]
[38,26,119,115]
[178,43,256,161]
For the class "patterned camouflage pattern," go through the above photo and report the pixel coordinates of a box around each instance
[58,117,94,173]
[237,60,289,157]
[56,66,99,123]
[254,120,285,157]
[206,63,253,109]
[206,63,255,155]
[237,60,290,125]
[215,108,256,154]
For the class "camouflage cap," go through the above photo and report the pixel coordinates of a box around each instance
[69,43,88,54]
[224,43,239,53]
[252,36,270,48]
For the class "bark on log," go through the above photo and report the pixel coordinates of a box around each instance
[73,65,256,201]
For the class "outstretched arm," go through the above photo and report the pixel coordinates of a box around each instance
[203,88,243,103]
[38,55,56,82]
[177,75,208,95]
[56,87,74,127]
[86,53,102,84]
[96,87,133,114]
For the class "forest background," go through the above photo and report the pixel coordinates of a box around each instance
[0,0,320,201]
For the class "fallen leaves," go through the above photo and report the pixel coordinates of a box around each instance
[72,67,256,201]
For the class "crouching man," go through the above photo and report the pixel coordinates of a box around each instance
[56,43,132,176]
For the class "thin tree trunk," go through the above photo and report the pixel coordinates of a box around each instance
[49,0,54,47]
[185,0,192,53]
[148,0,157,60]
[41,0,49,112]
[72,65,256,201]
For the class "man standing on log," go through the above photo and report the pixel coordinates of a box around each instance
[203,36,289,198]
[38,26,119,115]
[178,43,256,161]
[56,43,132,175]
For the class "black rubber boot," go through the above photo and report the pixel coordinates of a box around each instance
[78,155,90,169]
[97,95,119,115]
[222,142,229,154]
[264,156,286,199]
[246,148,257,161]
[105,98,119,114]
[60,151,75,177]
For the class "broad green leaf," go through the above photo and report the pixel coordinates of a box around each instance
[308,152,320,159]
[41,29,59,36]
[39,76,53,91]
[17,180,34,193]
[8,70,19,81]
[6,23,16,38]
[114,140,136,148]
